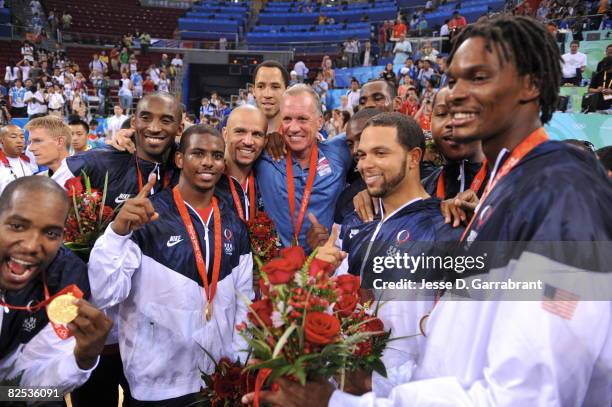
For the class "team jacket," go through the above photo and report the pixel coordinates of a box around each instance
[421,160,486,200]
[337,198,463,371]
[0,247,96,394]
[215,173,265,223]
[52,145,180,209]
[88,189,253,401]
[329,140,612,407]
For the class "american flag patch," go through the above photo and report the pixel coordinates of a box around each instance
[317,157,332,177]
[541,284,579,320]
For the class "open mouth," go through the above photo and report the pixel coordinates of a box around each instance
[145,136,167,146]
[237,147,256,157]
[363,173,382,187]
[2,256,39,285]
[196,171,217,182]
[451,112,478,127]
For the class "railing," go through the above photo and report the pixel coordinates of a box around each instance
[139,0,196,9]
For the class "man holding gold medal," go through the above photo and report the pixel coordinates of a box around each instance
[88,124,254,405]
[0,176,111,393]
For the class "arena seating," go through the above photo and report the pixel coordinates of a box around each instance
[42,0,184,38]
[177,0,249,41]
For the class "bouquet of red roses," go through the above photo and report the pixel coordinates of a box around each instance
[247,211,280,268]
[198,356,256,407]
[63,172,116,262]
[239,246,390,404]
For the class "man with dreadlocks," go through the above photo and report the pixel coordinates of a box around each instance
[241,16,612,407]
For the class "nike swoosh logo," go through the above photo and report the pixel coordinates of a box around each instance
[166,239,184,247]
[115,194,131,204]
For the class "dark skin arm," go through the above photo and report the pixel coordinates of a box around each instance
[68,299,113,370]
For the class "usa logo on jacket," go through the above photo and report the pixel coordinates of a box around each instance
[224,228,234,255]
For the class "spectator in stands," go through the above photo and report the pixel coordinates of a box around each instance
[171,54,183,69]
[380,62,397,84]
[399,85,420,117]
[21,41,34,64]
[399,58,418,87]
[132,70,144,99]
[61,11,72,30]
[414,97,432,131]
[139,32,151,54]
[293,59,309,83]
[118,71,134,114]
[344,38,360,68]
[99,50,109,66]
[322,57,335,89]
[147,64,161,86]
[119,47,130,73]
[391,16,407,43]
[129,54,138,75]
[68,117,92,155]
[142,74,155,95]
[313,72,329,102]
[417,15,429,35]
[536,1,550,21]
[199,97,216,121]
[448,10,467,39]
[339,95,352,114]
[16,60,30,83]
[415,41,439,63]
[105,105,128,141]
[8,79,26,118]
[0,95,10,125]
[393,33,412,65]
[160,54,171,71]
[157,71,170,93]
[24,82,45,118]
[89,53,107,74]
[561,40,587,86]
[0,80,7,99]
[360,40,377,67]
[347,78,361,109]
[420,77,437,105]
[418,59,436,90]
[47,84,65,118]
[5,61,19,84]
[289,71,299,87]
[332,109,350,135]
[210,91,221,113]
[378,22,388,58]
[587,55,612,111]
[71,91,87,119]
[48,11,58,37]
[109,48,120,72]
[409,13,420,32]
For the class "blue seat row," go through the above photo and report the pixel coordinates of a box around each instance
[263,2,396,12]
[258,8,397,25]
[253,22,371,33]
[180,31,231,40]
[178,18,240,33]
[247,28,370,44]
[185,11,247,20]
[191,5,249,13]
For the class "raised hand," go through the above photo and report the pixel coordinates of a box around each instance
[314,224,346,269]
[353,189,378,222]
[68,299,113,370]
[107,128,136,154]
[111,174,159,236]
[306,212,329,250]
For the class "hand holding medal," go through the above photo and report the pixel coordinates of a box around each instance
[111,174,159,236]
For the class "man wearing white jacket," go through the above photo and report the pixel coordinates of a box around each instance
[89,124,253,405]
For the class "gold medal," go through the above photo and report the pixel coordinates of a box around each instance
[205,302,213,321]
[47,294,78,325]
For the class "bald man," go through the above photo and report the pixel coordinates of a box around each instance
[0,125,38,195]
[215,105,268,223]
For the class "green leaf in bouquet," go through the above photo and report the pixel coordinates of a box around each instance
[371,358,388,378]
[253,254,264,271]
[272,323,297,359]
[81,170,92,194]
[245,356,288,372]
[248,338,273,360]
[267,364,294,382]
[98,171,109,227]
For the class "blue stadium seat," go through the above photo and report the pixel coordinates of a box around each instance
[246,28,370,44]
[178,18,239,33]
[257,7,396,25]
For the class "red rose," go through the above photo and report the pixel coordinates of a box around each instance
[308,258,334,278]
[102,205,114,221]
[248,299,273,327]
[64,177,83,198]
[304,312,340,345]
[365,317,385,336]
[334,293,359,317]
[355,339,373,356]
[334,274,360,295]
[279,246,306,270]
[213,374,235,399]
[262,258,296,285]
